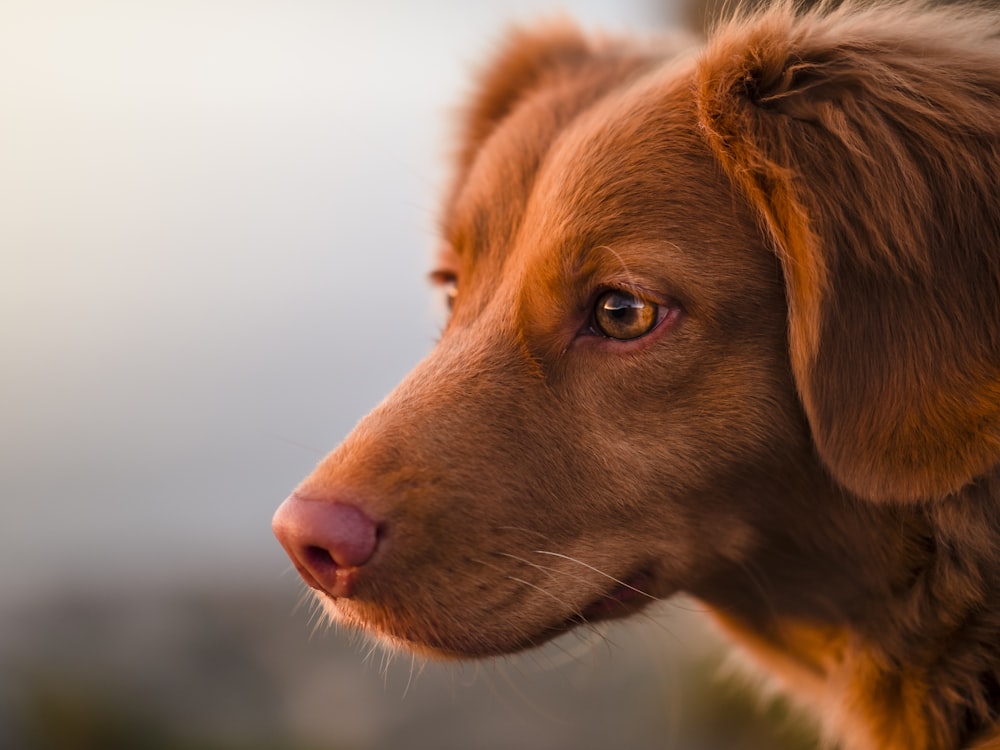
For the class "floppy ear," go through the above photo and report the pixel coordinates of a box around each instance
[695,4,1000,502]
[454,23,594,177]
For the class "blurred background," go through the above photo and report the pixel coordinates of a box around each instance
[1,1,819,748]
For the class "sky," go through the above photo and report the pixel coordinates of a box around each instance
[0,0,682,604]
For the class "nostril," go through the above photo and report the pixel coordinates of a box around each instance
[303,544,338,575]
[272,494,380,596]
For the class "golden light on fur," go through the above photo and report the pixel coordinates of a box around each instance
[697,2,1000,504]
[273,4,1000,749]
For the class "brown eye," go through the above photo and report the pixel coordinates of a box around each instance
[593,290,658,340]
[430,270,458,311]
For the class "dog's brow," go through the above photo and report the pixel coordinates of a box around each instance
[434,242,461,270]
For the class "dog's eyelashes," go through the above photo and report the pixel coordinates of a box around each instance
[592,290,659,340]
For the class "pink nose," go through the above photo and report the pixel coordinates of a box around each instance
[272,494,379,598]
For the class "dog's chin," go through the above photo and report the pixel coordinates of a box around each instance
[315,569,664,659]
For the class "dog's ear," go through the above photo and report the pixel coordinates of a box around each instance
[696,4,1000,502]
[454,23,593,175]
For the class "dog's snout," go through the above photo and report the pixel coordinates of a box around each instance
[272,493,379,597]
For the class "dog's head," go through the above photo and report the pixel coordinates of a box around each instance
[273,5,1000,658]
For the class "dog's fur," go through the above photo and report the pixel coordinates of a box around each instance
[279,4,1000,748]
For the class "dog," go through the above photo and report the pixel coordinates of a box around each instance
[272,3,1000,748]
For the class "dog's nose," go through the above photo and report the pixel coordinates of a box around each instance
[272,493,379,598]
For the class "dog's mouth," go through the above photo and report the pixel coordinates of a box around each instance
[569,568,660,625]
[323,565,662,658]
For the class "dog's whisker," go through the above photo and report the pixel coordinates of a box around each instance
[380,647,397,683]
[361,638,380,667]
[496,548,660,607]
[473,557,564,602]
[473,556,594,627]
[557,621,616,664]
[303,593,335,639]
[495,551,559,575]
[532,550,660,601]
[484,555,642,664]
[507,575,588,620]
[401,653,418,701]
[528,630,606,673]
[496,551,615,597]
[308,611,328,639]
[291,586,314,616]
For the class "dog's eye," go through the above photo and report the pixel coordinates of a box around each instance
[593,290,658,340]
[430,270,458,311]
[442,278,458,311]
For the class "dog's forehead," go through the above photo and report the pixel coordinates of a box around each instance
[441,54,671,270]
[518,64,715,262]
[443,55,724,271]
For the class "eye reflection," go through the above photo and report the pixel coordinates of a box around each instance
[593,290,658,340]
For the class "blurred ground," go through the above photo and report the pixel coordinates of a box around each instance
[0,586,819,750]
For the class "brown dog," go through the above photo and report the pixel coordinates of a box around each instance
[272,3,1000,748]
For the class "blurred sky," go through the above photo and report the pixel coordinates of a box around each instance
[0,0,682,605]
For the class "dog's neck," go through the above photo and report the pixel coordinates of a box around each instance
[692,469,1000,750]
